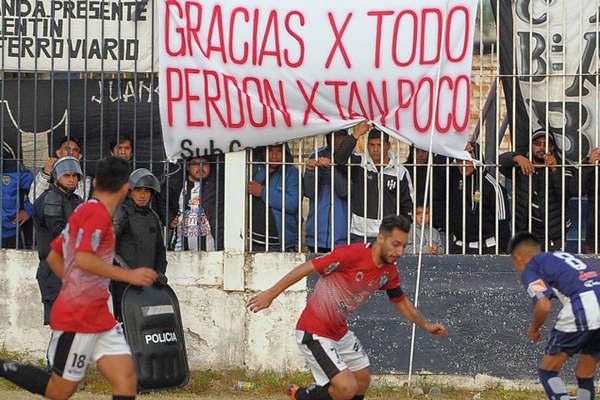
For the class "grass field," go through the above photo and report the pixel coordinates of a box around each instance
[0,367,551,400]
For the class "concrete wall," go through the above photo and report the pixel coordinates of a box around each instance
[0,249,307,372]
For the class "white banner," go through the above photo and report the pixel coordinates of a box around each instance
[0,0,158,72]
[513,1,599,160]
[159,0,477,160]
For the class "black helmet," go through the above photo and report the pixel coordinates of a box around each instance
[52,156,83,180]
[129,168,160,193]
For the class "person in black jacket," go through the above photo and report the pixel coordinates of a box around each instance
[499,129,578,250]
[448,143,510,254]
[110,168,167,321]
[156,156,225,251]
[33,157,83,325]
[335,121,413,242]
[581,147,600,253]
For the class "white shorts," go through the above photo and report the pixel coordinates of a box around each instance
[296,330,370,386]
[47,324,131,382]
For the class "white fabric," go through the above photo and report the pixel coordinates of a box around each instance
[296,330,370,386]
[159,0,478,160]
[174,181,215,251]
[48,324,131,382]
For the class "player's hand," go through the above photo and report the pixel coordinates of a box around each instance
[247,290,276,313]
[512,155,534,176]
[125,268,158,286]
[527,326,542,342]
[425,323,448,339]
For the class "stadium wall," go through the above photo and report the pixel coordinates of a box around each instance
[1,250,598,381]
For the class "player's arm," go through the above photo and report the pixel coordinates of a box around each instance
[247,260,316,313]
[527,296,552,342]
[74,252,157,286]
[47,249,65,279]
[393,297,448,339]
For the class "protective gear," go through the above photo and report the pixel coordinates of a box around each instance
[121,281,189,391]
[129,168,160,193]
[110,198,167,321]
[51,156,82,180]
[33,184,83,325]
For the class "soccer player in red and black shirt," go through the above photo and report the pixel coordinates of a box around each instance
[0,157,157,400]
[248,215,448,400]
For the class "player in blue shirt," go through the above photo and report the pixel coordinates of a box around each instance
[508,232,600,400]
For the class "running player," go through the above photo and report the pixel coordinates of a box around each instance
[508,232,600,400]
[248,215,448,400]
[0,157,157,400]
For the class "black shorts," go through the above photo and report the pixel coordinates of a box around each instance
[545,328,600,359]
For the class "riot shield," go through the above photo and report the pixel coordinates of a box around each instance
[121,280,190,391]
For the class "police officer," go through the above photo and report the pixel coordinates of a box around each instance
[33,156,83,325]
[111,168,167,321]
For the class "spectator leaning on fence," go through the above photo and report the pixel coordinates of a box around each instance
[29,136,92,203]
[33,157,83,325]
[249,144,300,252]
[109,134,134,162]
[499,129,577,251]
[304,129,349,253]
[449,143,510,254]
[334,121,413,243]
[1,153,34,249]
[405,203,445,255]
[111,168,167,322]
[167,156,219,251]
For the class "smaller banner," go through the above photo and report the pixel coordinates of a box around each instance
[0,0,158,72]
[159,0,478,160]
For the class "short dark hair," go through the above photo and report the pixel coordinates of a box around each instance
[325,129,348,147]
[109,134,134,150]
[94,157,130,192]
[368,128,389,143]
[379,215,411,235]
[507,232,541,254]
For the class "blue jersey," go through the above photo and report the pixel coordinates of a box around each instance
[521,252,600,332]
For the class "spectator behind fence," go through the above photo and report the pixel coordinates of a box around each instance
[582,147,600,253]
[109,134,134,162]
[449,143,510,254]
[111,168,166,321]
[304,129,349,253]
[404,146,448,231]
[405,204,445,255]
[499,129,577,250]
[335,121,413,243]
[33,157,83,325]
[249,144,300,252]
[29,136,92,203]
[165,156,223,251]
[1,153,34,249]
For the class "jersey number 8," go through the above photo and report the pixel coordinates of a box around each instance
[554,252,587,271]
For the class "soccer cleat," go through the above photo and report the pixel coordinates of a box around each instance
[287,384,300,400]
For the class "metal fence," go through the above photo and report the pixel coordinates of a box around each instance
[0,1,598,255]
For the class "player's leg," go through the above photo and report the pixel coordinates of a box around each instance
[291,331,358,400]
[539,352,569,400]
[337,331,371,399]
[96,354,137,398]
[575,329,600,400]
[93,324,136,399]
[575,355,598,400]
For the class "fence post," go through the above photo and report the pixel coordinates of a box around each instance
[223,150,247,291]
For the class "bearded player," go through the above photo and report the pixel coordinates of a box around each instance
[509,232,600,400]
[248,215,448,400]
[0,157,157,400]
